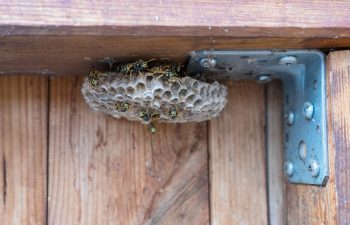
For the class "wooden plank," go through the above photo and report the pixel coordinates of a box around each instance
[1,36,350,76]
[0,76,47,225]
[2,1,350,76]
[266,81,286,225]
[209,81,268,225]
[285,51,350,224]
[48,76,209,225]
[1,1,350,38]
[325,50,350,224]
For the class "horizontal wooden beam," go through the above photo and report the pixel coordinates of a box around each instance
[2,1,350,38]
[1,1,350,75]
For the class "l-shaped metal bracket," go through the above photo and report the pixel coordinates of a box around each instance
[187,50,328,186]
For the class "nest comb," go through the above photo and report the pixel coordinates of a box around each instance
[81,61,228,125]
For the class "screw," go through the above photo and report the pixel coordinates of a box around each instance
[284,110,294,125]
[309,160,320,177]
[279,56,297,66]
[284,161,294,177]
[298,141,307,161]
[199,57,217,68]
[303,101,314,120]
[256,74,271,82]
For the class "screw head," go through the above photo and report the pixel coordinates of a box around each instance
[303,101,314,120]
[256,74,271,82]
[199,57,217,68]
[284,110,295,125]
[279,56,297,66]
[309,160,320,177]
[284,161,294,177]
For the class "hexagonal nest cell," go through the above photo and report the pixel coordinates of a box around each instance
[81,61,228,127]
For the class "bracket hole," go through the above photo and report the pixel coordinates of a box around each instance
[240,55,250,59]
[285,133,289,142]
[298,141,307,161]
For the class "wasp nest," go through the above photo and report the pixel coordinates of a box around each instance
[81,61,228,130]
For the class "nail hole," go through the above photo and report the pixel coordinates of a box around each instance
[316,125,321,134]
[285,94,290,105]
[257,59,268,64]
[285,133,289,142]
[313,80,317,90]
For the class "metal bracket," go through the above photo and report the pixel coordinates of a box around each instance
[187,50,328,186]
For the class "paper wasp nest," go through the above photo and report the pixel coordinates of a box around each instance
[82,71,227,124]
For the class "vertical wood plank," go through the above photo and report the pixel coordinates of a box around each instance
[266,81,286,225]
[326,50,350,224]
[48,76,209,225]
[285,51,350,225]
[209,81,268,225]
[0,76,47,225]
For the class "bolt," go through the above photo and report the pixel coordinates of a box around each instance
[303,101,314,120]
[284,161,294,177]
[298,141,307,161]
[256,74,271,82]
[199,57,217,68]
[309,160,320,177]
[284,110,295,125]
[279,56,297,66]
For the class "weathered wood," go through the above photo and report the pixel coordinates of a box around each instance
[1,1,350,37]
[285,51,350,224]
[0,76,47,225]
[209,81,268,225]
[2,1,350,76]
[48,76,209,225]
[326,51,350,224]
[1,36,350,76]
[266,81,286,225]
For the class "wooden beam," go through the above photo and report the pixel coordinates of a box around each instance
[2,36,350,76]
[0,76,48,225]
[209,81,268,225]
[325,50,350,224]
[1,1,350,38]
[1,1,350,75]
[48,76,209,225]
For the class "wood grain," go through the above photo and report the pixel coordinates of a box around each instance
[266,81,286,225]
[209,81,268,225]
[2,1,350,76]
[48,76,209,225]
[0,76,47,225]
[326,50,350,224]
[1,0,350,38]
[1,36,350,76]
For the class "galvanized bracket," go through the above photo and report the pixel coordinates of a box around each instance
[187,50,328,186]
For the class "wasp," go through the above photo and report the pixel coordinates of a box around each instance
[116,59,155,78]
[140,110,160,122]
[148,123,157,133]
[140,109,161,133]
[115,102,130,112]
[168,106,183,119]
[88,68,105,87]
[149,64,183,85]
